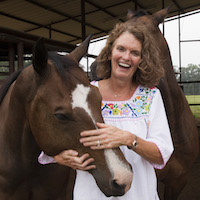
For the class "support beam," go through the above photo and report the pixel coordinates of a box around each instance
[0,27,76,53]
[85,0,124,22]
[0,10,81,40]
[49,24,52,39]
[81,0,86,41]
[162,0,165,36]
[25,0,108,36]
[172,0,184,13]
[134,0,138,10]
[131,0,145,11]
[17,42,24,70]
[8,43,15,74]
[178,12,182,83]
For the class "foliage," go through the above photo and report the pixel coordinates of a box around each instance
[181,64,200,82]
[174,64,200,95]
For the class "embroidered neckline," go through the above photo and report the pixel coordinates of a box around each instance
[101,85,157,118]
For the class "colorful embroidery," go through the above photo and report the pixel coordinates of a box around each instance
[102,86,157,118]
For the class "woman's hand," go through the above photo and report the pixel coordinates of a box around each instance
[80,122,133,149]
[54,150,96,171]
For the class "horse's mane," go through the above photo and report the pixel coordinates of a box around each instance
[48,52,83,80]
[128,9,149,19]
[0,70,22,105]
[135,10,149,17]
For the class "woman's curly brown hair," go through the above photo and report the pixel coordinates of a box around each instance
[96,21,164,87]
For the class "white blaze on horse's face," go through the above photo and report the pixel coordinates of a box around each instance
[71,84,92,117]
[71,84,96,128]
[105,149,133,193]
[71,83,99,131]
[71,83,133,193]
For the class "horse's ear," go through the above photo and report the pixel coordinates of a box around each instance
[32,38,48,76]
[69,34,93,63]
[152,6,171,26]
[127,9,136,20]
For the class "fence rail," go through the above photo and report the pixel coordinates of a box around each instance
[180,81,200,118]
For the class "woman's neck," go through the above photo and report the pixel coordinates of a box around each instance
[109,77,132,97]
[99,77,138,101]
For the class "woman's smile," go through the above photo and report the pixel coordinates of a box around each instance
[118,62,131,68]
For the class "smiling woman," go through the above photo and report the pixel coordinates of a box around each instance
[52,8,174,200]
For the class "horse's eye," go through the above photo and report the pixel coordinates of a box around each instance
[54,113,69,121]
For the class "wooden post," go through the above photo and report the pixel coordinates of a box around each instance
[134,0,138,10]
[8,43,15,74]
[17,42,24,70]
[81,0,86,41]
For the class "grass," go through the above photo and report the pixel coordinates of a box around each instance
[185,95,200,118]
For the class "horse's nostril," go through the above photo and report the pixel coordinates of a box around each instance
[111,179,126,196]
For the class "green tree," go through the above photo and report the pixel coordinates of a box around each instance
[179,64,200,95]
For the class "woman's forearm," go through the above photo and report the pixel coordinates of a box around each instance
[126,132,163,165]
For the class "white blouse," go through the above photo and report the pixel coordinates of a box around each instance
[73,81,174,200]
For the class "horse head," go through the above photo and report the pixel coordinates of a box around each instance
[28,36,133,197]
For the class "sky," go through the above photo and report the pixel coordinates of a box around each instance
[80,9,200,72]
[163,9,200,68]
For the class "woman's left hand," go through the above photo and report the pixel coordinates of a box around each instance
[80,122,132,150]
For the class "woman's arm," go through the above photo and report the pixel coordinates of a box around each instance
[80,122,163,165]
[131,135,164,165]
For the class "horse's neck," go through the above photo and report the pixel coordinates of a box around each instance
[0,81,14,120]
[157,38,186,116]
[0,74,40,160]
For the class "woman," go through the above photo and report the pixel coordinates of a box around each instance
[39,22,174,199]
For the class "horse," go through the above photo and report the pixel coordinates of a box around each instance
[0,36,133,199]
[90,7,199,200]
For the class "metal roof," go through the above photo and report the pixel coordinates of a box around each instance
[1,0,200,46]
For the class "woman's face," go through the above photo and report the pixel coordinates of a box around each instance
[110,31,142,81]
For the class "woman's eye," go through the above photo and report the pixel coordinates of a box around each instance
[131,51,140,56]
[117,46,125,52]
[55,113,69,120]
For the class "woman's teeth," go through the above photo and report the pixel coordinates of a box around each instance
[118,62,131,68]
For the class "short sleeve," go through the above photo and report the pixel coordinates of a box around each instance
[90,80,98,87]
[146,89,174,169]
[38,151,56,165]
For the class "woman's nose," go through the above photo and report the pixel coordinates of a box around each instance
[122,51,130,60]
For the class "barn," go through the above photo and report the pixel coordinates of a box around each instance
[0,1,200,199]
